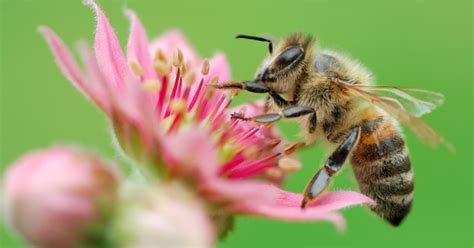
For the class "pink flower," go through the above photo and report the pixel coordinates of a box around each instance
[3,146,119,248]
[38,0,374,237]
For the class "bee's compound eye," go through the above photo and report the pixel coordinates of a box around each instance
[273,46,304,72]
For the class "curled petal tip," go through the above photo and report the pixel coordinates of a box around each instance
[123,8,134,18]
[326,212,346,232]
[37,25,49,34]
[82,0,96,7]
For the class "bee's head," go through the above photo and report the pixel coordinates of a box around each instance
[236,33,315,93]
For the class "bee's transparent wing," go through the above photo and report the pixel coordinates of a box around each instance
[350,85,445,117]
[338,82,453,151]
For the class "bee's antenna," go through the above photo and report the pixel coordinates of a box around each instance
[236,34,273,54]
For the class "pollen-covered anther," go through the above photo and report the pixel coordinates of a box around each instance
[283,142,301,155]
[265,167,284,180]
[278,157,301,173]
[128,60,143,76]
[209,76,219,87]
[154,60,172,76]
[242,146,258,159]
[230,89,240,97]
[154,48,168,63]
[141,79,162,93]
[180,64,187,76]
[201,59,210,75]
[172,48,184,67]
[204,76,220,98]
[169,99,187,114]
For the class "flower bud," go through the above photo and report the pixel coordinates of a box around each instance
[112,183,215,248]
[3,146,119,248]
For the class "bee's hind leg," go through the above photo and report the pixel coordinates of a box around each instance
[301,127,361,208]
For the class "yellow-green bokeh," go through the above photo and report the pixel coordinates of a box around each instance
[1,0,472,247]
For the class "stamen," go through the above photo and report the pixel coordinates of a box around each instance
[170,99,187,114]
[265,167,284,181]
[228,164,274,179]
[184,71,195,85]
[201,59,210,75]
[156,76,168,115]
[172,48,184,67]
[266,139,282,149]
[154,48,167,63]
[163,68,181,118]
[180,64,187,76]
[208,95,226,120]
[237,127,260,143]
[128,60,143,76]
[211,97,233,124]
[231,152,281,176]
[187,78,204,111]
[182,86,191,101]
[208,76,219,87]
[218,154,245,175]
[177,77,183,99]
[154,60,172,76]
[141,79,162,93]
[283,142,302,155]
[168,113,183,133]
[278,157,301,173]
[242,146,258,159]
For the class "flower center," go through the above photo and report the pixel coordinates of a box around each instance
[127,47,301,183]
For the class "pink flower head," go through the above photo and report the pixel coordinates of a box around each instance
[3,146,119,248]
[39,0,374,236]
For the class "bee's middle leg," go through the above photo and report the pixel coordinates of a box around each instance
[232,105,317,130]
[301,126,361,208]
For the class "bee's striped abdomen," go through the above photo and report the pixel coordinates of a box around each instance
[350,116,414,226]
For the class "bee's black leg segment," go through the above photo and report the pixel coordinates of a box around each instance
[282,106,318,133]
[214,81,290,108]
[282,106,314,118]
[213,82,244,90]
[301,127,361,208]
[212,81,270,93]
[234,105,316,126]
[309,113,317,133]
[244,81,272,93]
[269,90,288,108]
[231,112,281,124]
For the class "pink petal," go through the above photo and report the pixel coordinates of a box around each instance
[125,10,157,80]
[274,190,376,211]
[160,127,219,176]
[149,30,201,67]
[76,42,111,114]
[207,53,231,83]
[38,27,89,98]
[229,100,266,117]
[231,185,375,230]
[245,206,346,230]
[78,41,158,144]
[201,178,280,207]
[86,0,128,89]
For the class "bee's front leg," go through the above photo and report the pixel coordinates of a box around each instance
[211,81,289,108]
[301,126,361,208]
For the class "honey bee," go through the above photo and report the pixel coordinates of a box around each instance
[214,33,451,226]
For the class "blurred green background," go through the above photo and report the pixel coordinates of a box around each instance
[1,0,472,247]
